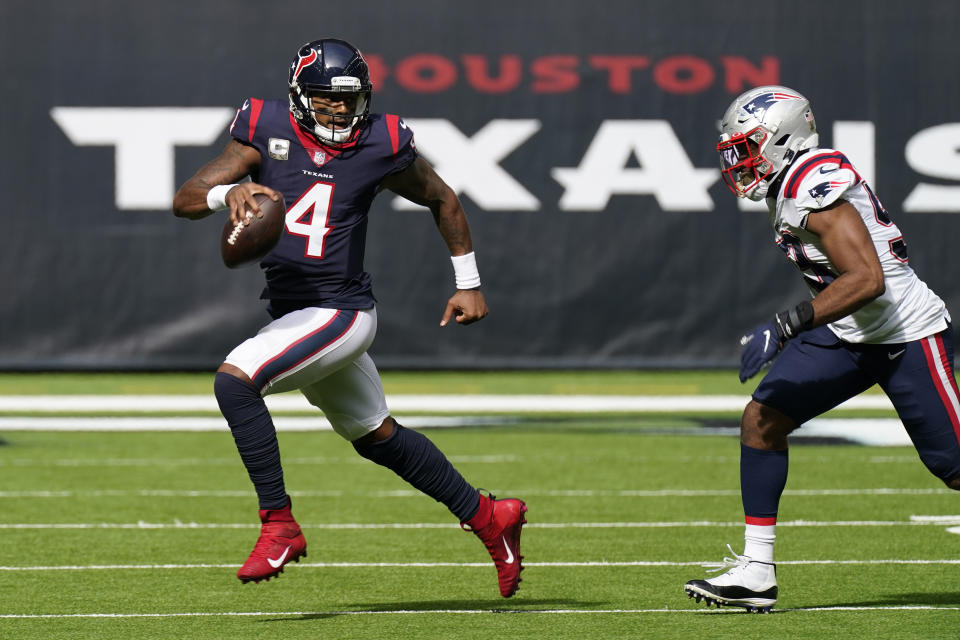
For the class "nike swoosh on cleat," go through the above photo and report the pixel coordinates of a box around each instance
[502,536,515,565]
[267,545,291,569]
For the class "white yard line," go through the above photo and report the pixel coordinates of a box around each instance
[1,605,956,619]
[0,416,915,446]
[0,455,514,468]
[0,395,914,446]
[0,487,951,499]
[2,559,959,572]
[0,416,495,432]
[910,515,960,523]
[0,519,955,530]
[0,393,897,413]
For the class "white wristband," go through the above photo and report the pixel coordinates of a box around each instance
[206,184,238,211]
[451,252,481,290]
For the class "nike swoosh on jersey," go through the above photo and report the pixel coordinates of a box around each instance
[502,535,515,564]
[888,349,906,360]
[267,545,291,568]
[819,165,838,174]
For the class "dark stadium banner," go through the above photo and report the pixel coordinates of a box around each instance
[4,1,960,369]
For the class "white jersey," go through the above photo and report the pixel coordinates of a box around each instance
[768,148,949,344]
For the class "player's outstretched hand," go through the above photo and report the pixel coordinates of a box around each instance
[440,289,489,327]
[738,321,783,382]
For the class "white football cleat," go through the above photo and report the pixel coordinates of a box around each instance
[684,544,777,613]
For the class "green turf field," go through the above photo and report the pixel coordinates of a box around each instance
[1,373,958,639]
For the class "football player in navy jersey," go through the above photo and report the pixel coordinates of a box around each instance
[683,86,960,612]
[173,38,526,597]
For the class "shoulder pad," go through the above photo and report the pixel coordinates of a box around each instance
[380,114,415,156]
[229,98,265,143]
[783,151,862,210]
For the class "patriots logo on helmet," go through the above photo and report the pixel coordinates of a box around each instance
[742,91,802,120]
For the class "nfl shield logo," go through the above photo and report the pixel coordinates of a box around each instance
[313,151,326,166]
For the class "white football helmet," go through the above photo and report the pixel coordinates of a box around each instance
[717,85,818,200]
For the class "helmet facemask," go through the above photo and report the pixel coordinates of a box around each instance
[291,79,370,145]
[718,127,774,200]
[717,85,819,201]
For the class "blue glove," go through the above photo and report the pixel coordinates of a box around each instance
[738,321,784,382]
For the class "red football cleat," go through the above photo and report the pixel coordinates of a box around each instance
[461,492,528,597]
[237,500,307,584]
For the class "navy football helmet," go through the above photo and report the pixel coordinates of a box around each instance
[288,38,372,145]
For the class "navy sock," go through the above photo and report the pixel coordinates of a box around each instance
[353,423,480,521]
[740,443,788,520]
[214,372,287,510]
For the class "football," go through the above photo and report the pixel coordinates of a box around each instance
[220,193,285,269]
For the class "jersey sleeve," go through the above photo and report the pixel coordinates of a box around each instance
[782,151,863,228]
[383,114,418,175]
[227,98,266,146]
[793,166,860,216]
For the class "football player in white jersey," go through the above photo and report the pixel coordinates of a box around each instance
[684,86,960,612]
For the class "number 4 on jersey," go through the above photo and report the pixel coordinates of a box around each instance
[285,181,334,258]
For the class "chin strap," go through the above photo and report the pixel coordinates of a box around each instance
[314,123,353,144]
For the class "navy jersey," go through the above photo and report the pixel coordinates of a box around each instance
[228,98,417,309]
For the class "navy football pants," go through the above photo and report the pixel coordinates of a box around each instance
[754,324,960,482]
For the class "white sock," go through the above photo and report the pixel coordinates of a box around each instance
[743,523,776,564]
